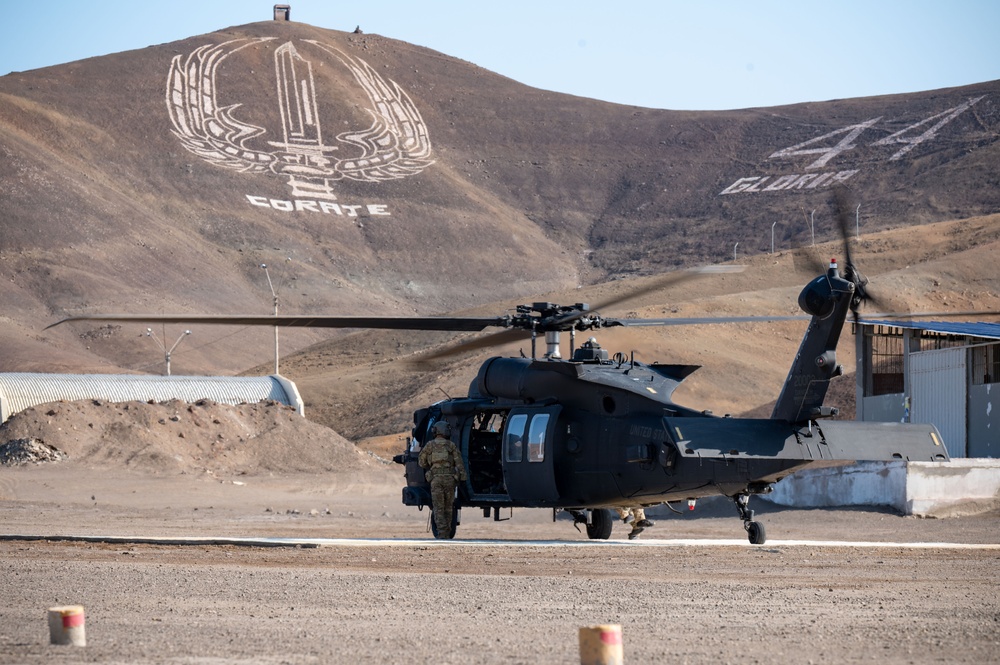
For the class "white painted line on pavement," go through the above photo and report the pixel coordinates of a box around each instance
[2,534,999,549]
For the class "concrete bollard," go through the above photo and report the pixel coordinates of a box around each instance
[48,605,86,646]
[579,624,623,665]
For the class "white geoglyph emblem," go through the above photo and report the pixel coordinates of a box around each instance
[166,38,434,200]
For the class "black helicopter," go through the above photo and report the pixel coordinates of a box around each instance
[48,201,981,544]
[387,257,948,543]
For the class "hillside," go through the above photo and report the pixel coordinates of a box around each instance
[270,213,1000,444]
[0,19,998,444]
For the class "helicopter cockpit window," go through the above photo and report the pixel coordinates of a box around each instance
[527,414,548,463]
[505,414,527,463]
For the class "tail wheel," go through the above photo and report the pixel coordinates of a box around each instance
[585,508,613,540]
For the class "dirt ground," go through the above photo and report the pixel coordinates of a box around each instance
[2,443,1000,664]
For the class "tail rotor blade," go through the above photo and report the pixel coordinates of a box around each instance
[833,186,857,271]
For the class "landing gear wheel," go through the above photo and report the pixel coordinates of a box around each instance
[586,508,613,540]
[733,492,767,545]
[430,508,458,540]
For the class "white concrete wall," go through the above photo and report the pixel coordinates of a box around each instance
[905,459,1000,516]
[766,459,1000,516]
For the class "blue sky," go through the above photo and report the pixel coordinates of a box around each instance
[1,0,998,110]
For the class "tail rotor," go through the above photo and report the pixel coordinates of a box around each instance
[831,187,897,323]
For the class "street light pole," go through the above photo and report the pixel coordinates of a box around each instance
[810,209,816,246]
[261,263,279,375]
[771,221,777,254]
[855,203,861,239]
[146,327,191,376]
[733,242,739,262]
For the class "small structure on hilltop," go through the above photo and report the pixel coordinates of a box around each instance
[0,373,304,423]
[273,4,290,21]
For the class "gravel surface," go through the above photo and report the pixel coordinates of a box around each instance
[1,539,998,664]
[2,402,999,664]
[2,463,999,664]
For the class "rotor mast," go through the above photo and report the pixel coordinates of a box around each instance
[514,302,596,360]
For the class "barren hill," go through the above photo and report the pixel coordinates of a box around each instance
[1,19,998,446]
[269,213,1000,445]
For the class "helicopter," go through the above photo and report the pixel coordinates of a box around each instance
[387,256,948,543]
[47,199,988,544]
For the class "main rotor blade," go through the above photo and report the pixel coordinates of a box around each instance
[862,310,1000,320]
[546,264,748,330]
[409,328,532,363]
[607,314,809,327]
[587,265,746,314]
[609,308,1000,327]
[45,314,506,332]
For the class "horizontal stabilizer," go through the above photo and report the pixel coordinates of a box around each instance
[665,417,948,464]
[816,420,948,463]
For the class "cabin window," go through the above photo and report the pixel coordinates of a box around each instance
[527,414,549,463]
[504,414,527,463]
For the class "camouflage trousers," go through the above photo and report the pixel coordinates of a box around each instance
[615,507,646,523]
[430,474,457,535]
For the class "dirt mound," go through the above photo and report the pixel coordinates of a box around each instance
[0,437,67,465]
[0,398,377,476]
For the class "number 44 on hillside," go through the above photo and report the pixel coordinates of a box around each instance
[721,96,984,195]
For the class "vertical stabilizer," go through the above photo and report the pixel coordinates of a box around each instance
[771,260,854,423]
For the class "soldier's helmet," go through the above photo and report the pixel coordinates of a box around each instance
[432,420,452,438]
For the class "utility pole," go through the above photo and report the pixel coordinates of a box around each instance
[261,263,279,375]
[146,327,191,376]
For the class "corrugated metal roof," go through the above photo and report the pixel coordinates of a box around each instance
[0,373,304,422]
[859,320,1000,341]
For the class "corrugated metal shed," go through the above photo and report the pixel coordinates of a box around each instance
[856,319,1000,458]
[863,320,1000,340]
[0,373,304,423]
[910,347,967,458]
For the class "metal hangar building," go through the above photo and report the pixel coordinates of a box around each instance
[854,320,1000,459]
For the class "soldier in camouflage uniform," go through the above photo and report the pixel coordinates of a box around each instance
[418,420,467,538]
